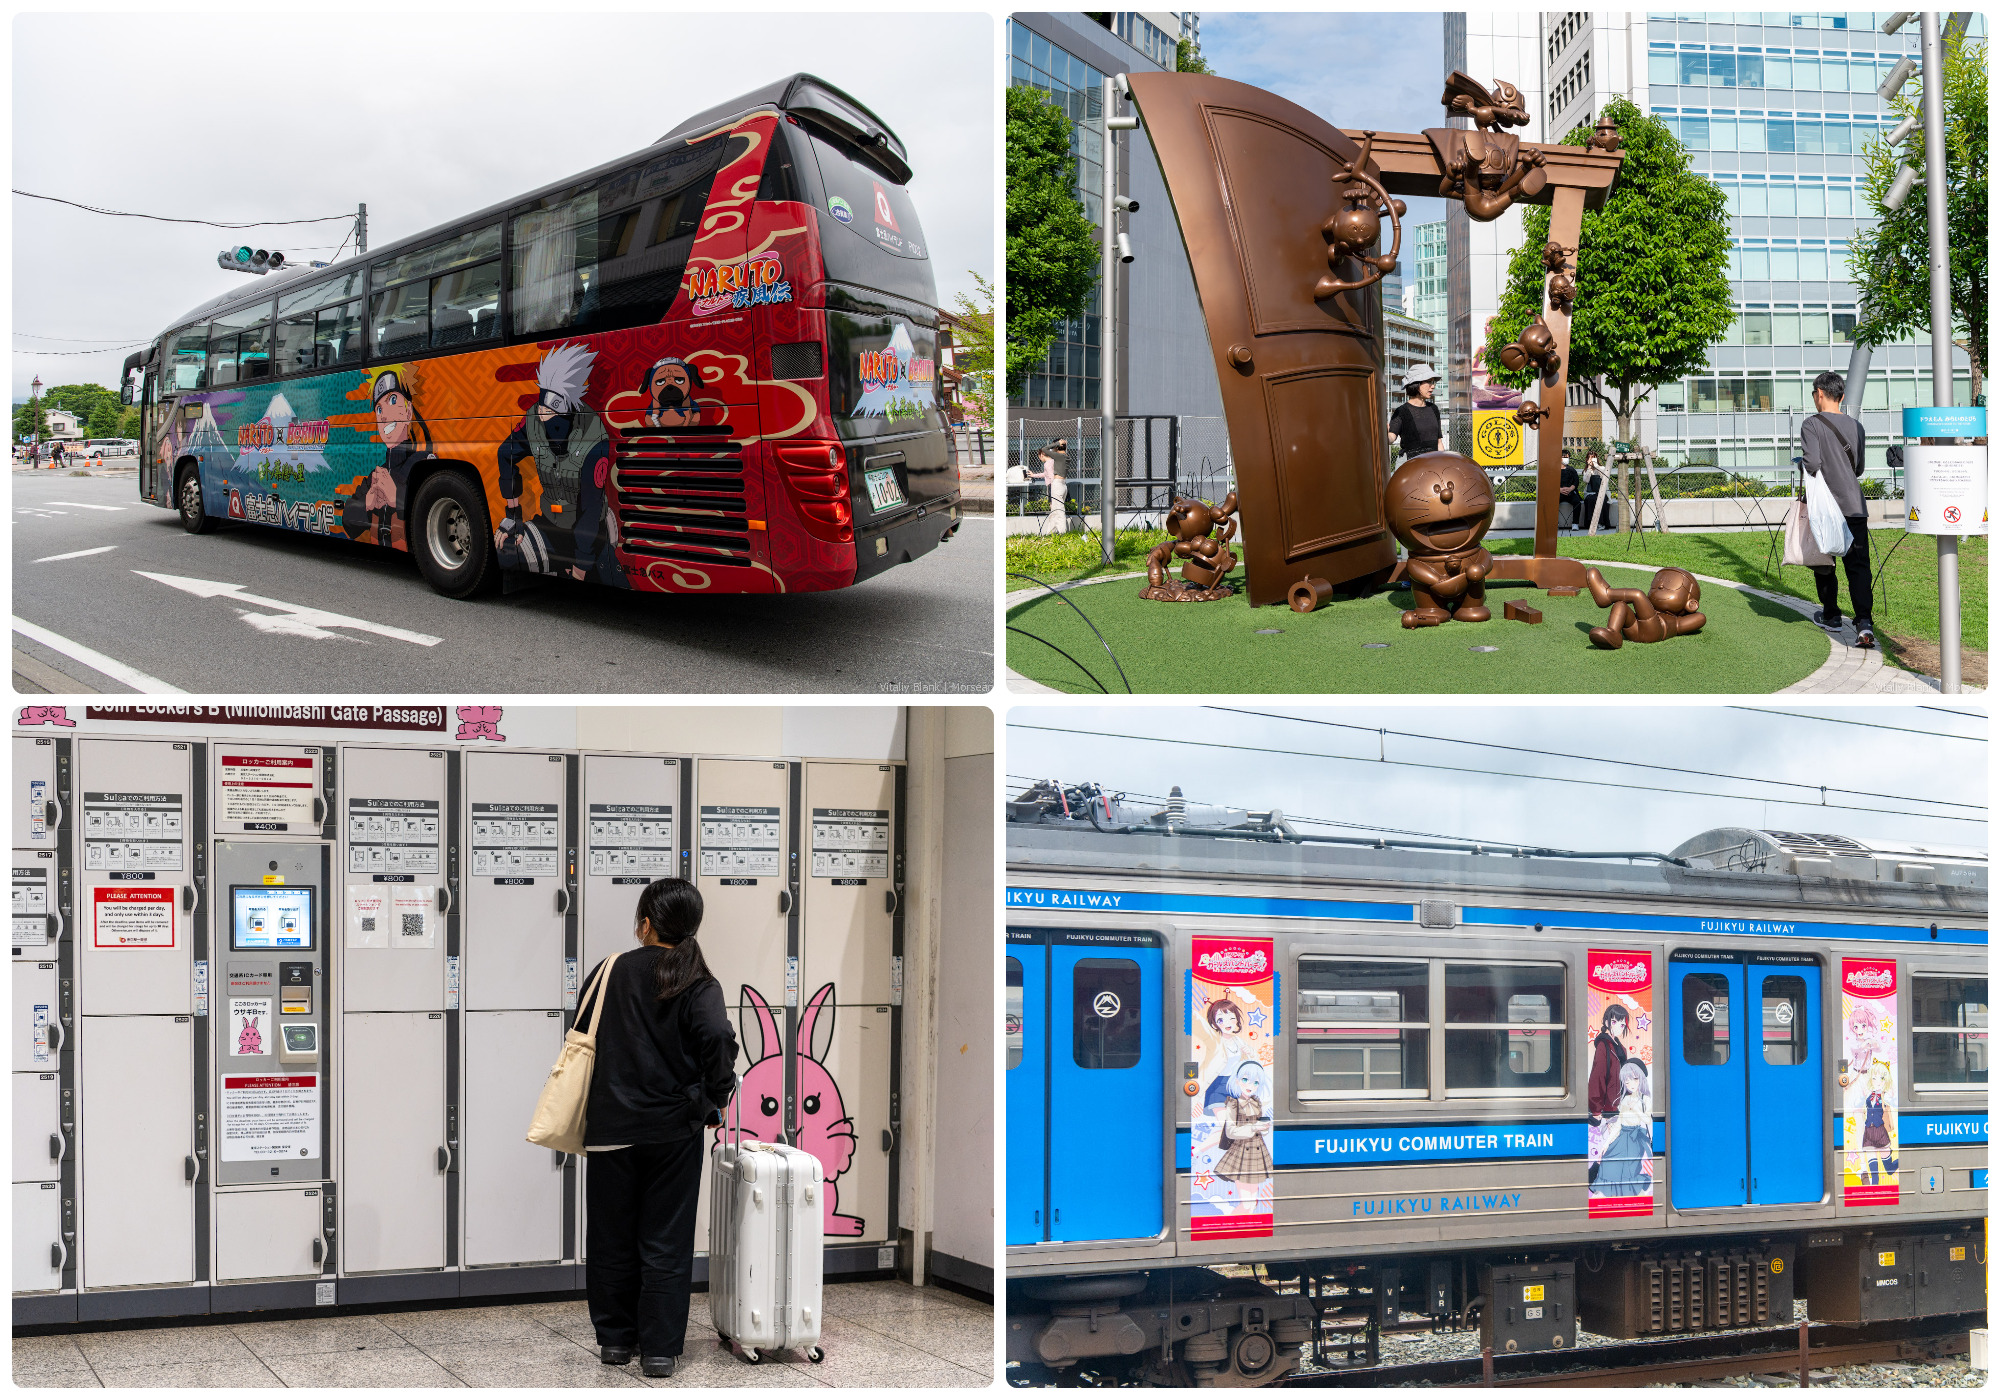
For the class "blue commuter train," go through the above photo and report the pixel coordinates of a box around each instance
[1005,787,1987,1386]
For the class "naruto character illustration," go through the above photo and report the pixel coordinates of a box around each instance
[641,355,705,428]
[495,343,625,587]
[343,369,435,548]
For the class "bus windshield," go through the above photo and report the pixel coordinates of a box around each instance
[804,128,935,307]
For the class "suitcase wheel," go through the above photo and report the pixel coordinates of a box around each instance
[806,1347,825,1364]
[741,1348,761,1365]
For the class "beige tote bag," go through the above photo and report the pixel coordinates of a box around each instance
[526,949,623,1154]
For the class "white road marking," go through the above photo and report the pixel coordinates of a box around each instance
[44,501,126,511]
[34,546,119,563]
[12,617,187,694]
[133,571,444,647]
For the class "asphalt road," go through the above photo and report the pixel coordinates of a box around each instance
[12,471,994,694]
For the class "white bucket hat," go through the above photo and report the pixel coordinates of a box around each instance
[1403,362,1440,392]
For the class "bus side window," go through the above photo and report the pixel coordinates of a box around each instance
[208,325,240,386]
[757,123,804,204]
[170,327,208,392]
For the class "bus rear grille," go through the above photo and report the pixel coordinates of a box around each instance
[614,428,752,564]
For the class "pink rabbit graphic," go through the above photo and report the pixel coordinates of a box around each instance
[722,983,864,1237]
[237,1015,263,1056]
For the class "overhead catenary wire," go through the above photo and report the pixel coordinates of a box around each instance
[12,342,151,356]
[1207,705,1987,813]
[1004,722,1989,826]
[1727,706,1987,741]
[13,189,355,229]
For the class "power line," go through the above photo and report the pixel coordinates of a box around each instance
[13,332,150,344]
[12,343,150,356]
[1005,723,1989,826]
[1208,705,1986,812]
[14,189,355,229]
[1726,706,1987,741]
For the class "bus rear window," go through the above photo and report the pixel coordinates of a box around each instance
[806,130,928,262]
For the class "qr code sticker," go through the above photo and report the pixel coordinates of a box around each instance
[360,917,376,932]
[401,914,425,939]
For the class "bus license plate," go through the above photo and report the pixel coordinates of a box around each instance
[865,467,905,512]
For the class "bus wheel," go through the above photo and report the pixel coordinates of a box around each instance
[411,470,497,599]
[176,465,215,534]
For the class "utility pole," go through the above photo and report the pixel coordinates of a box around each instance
[1919,12,1960,693]
[356,203,368,257]
[30,375,43,467]
[1101,75,1139,562]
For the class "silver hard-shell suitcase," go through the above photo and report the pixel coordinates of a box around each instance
[708,1097,825,1364]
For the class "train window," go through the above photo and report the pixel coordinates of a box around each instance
[1297,958,1429,1098]
[1681,972,1732,1065]
[1911,975,1987,1088]
[1073,958,1141,1070]
[1760,975,1807,1066]
[1006,957,1025,1071]
[1444,963,1566,1094]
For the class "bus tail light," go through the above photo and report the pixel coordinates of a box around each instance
[773,440,854,543]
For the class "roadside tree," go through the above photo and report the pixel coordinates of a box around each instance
[1006,86,1098,395]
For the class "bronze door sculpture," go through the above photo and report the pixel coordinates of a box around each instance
[1127,73,1399,608]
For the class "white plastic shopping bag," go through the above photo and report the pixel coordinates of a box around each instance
[1802,466,1853,558]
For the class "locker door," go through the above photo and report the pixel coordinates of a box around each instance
[14,1181,64,1292]
[803,996,892,1243]
[13,960,60,1072]
[13,853,60,962]
[14,1071,62,1182]
[76,739,193,1017]
[799,763,896,1004]
[692,760,790,1013]
[1049,935,1162,1241]
[14,734,59,849]
[581,754,683,976]
[1005,935,1047,1245]
[462,1010,564,1267]
[463,752,568,1012]
[79,1014,195,1288]
[340,747,449,1013]
[341,1011,446,1274]
[1669,960,1748,1208]
[1748,962,1824,1205]
[210,744,325,836]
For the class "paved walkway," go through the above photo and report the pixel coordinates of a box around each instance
[11,1280,992,1389]
[1004,561,1969,695]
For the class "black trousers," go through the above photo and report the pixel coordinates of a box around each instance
[1809,513,1874,624]
[585,1137,704,1357]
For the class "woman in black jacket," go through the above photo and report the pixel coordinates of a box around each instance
[583,877,739,1378]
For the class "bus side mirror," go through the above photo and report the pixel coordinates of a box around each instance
[121,382,135,406]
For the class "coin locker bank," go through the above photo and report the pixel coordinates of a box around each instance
[13,723,912,1323]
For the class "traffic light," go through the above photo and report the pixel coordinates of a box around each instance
[216,247,286,275]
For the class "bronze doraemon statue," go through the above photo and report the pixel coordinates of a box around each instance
[1584,566,1708,649]
[1384,453,1496,628]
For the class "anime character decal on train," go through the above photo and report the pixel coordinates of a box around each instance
[1584,950,1656,1217]
[1839,958,1901,1204]
[156,108,940,596]
[1188,938,1278,1240]
[720,983,866,1238]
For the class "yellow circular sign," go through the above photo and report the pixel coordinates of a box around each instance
[1473,412,1523,466]
[1771,1259,1784,1274]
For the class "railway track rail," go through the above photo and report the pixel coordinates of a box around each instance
[1283,1314,1977,1387]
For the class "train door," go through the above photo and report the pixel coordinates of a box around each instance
[1669,954,1823,1209]
[1004,931,1046,1245]
[1048,932,1162,1242]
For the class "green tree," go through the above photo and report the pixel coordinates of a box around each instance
[12,397,47,444]
[1006,86,1099,396]
[1175,37,1212,74]
[1483,97,1735,532]
[115,405,142,440]
[40,382,123,434]
[947,271,996,428]
[1848,28,1986,404]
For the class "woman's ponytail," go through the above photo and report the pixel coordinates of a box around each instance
[635,877,714,1002]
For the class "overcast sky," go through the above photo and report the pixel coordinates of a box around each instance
[1008,704,1989,856]
[11,11,993,402]
[1202,12,1451,235]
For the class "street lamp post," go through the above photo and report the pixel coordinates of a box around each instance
[1917,12,1961,693]
[30,375,43,467]
[1101,75,1139,563]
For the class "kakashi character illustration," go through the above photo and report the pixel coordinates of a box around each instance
[342,369,436,548]
[641,355,705,428]
[495,343,626,587]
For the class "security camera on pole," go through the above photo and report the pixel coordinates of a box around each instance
[1101,73,1140,564]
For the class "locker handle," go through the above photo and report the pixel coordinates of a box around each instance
[181,884,201,915]
[312,1238,324,1265]
[51,1240,67,1272]
[48,909,65,943]
[185,1154,201,1184]
[49,1015,65,1054]
[437,1145,452,1173]
[553,1149,566,1170]
[885,888,899,916]
[777,889,793,916]
[312,796,326,828]
[555,887,571,916]
[49,1131,64,1162]
[437,885,452,916]
[44,797,62,833]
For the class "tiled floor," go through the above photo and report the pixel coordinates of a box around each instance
[12,1280,994,1389]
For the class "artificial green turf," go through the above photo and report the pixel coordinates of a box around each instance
[1006,564,1832,695]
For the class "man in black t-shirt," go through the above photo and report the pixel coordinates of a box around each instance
[1388,364,1442,460]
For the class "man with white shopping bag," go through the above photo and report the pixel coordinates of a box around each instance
[1798,371,1875,649]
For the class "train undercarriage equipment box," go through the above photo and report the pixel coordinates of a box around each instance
[1578,1241,1795,1337]
[1801,1229,1986,1324]
[1479,1260,1575,1355]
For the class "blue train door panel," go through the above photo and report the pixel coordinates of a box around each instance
[1669,958,1748,1208]
[1747,959,1823,1204]
[1005,931,1048,1245]
[1049,932,1163,1242]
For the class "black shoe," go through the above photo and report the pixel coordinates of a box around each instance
[1853,619,1876,648]
[601,1347,633,1366]
[641,1356,677,1378]
[1811,608,1844,633]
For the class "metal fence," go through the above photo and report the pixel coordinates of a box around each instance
[952,427,992,465]
[1005,414,1232,527]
